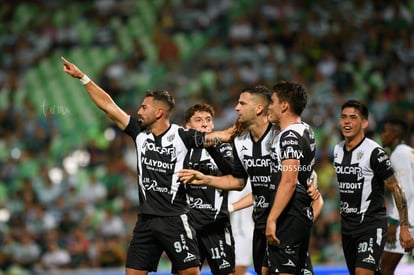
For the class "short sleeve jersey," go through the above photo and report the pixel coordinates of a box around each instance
[232,123,280,229]
[387,144,414,226]
[273,122,316,225]
[185,143,233,230]
[333,137,394,235]
[124,117,204,216]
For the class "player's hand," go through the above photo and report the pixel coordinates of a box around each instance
[266,219,280,246]
[385,224,397,249]
[61,56,84,79]
[178,169,208,185]
[307,182,320,201]
[399,225,414,251]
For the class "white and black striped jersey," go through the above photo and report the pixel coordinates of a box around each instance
[387,143,414,227]
[124,117,204,217]
[272,121,316,225]
[232,123,280,229]
[185,143,233,230]
[333,137,394,235]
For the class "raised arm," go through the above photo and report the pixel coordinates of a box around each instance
[61,56,129,130]
[384,174,413,250]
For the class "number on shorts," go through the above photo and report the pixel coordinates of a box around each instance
[357,242,368,253]
[174,241,183,253]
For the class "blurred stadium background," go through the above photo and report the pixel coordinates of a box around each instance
[1,0,414,274]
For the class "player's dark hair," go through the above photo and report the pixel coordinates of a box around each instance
[184,103,215,123]
[145,90,176,113]
[341,100,369,120]
[241,85,272,105]
[272,81,308,116]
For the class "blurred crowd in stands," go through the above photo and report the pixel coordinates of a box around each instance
[1,0,414,273]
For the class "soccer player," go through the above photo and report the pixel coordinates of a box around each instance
[61,57,235,275]
[266,81,319,275]
[178,103,235,275]
[380,118,414,275]
[333,100,413,275]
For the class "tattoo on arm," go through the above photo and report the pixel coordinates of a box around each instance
[204,136,222,147]
[236,178,246,189]
[385,175,409,226]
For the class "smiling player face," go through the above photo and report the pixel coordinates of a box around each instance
[340,107,368,142]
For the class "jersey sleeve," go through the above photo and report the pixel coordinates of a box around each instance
[123,116,142,139]
[231,145,248,179]
[370,147,394,181]
[206,143,233,175]
[178,128,205,149]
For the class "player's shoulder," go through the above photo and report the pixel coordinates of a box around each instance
[363,137,382,149]
[281,121,312,136]
[333,140,345,152]
[392,143,414,159]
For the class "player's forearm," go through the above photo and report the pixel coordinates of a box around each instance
[267,179,295,222]
[385,175,410,226]
[83,80,116,113]
[229,192,253,212]
[393,186,409,227]
[204,126,235,147]
[207,175,245,191]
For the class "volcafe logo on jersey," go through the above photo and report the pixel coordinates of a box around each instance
[334,164,362,177]
[141,140,176,158]
[243,157,273,168]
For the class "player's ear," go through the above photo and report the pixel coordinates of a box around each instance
[281,101,289,113]
[362,118,369,130]
[256,104,264,116]
[156,108,164,120]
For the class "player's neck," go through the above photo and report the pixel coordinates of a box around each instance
[344,134,365,151]
[279,114,301,130]
[249,116,270,142]
[151,120,171,136]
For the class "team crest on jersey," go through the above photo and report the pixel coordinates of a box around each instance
[167,133,175,142]
[357,150,364,160]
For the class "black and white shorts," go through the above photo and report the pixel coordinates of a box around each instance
[126,214,200,272]
[266,214,313,275]
[342,222,387,273]
[194,220,235,275]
